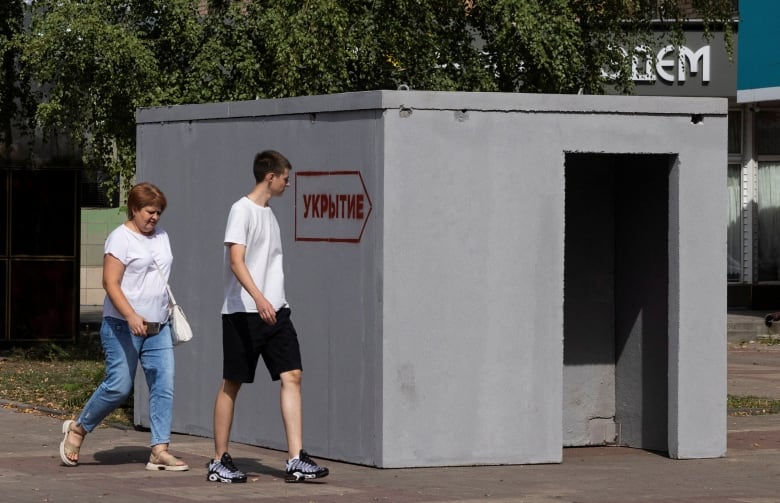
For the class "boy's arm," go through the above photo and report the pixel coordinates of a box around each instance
[227,242,277,325]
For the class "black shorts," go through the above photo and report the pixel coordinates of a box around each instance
[221,308,302,382]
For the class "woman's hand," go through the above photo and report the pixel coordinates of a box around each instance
[126,312,147,336]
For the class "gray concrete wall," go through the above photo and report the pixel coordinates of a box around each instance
[135,91,727,467]
[379,105,564,466]
[668,114,728,459]
[134,101,385,465]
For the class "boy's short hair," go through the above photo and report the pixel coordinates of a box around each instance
[253,150,292,183]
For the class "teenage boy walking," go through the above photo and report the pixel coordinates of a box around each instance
[207,150,329,484]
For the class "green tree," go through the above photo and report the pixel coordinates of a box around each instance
[351,0,496,92]
[185,0,355,101]
[16,0,736,197]
[470,0,735,94]
[0,0,34,160]
[19,0,201,198]
[182,1,269,103]
[186,0,496,99]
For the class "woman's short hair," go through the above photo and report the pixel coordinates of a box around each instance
[126,182,167,219]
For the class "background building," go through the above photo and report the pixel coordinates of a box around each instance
[629,16,780,309]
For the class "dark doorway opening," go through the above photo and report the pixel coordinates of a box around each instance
[563,153,672,452]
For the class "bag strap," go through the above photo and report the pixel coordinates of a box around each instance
[152,259,177,306]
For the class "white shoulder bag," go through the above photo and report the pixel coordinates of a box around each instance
[153,261,193,346]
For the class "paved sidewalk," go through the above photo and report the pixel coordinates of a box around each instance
[1,333,778,502]
[2,407,780,503]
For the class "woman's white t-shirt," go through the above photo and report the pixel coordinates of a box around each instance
[102,224,172,323]
[222,196,288,314]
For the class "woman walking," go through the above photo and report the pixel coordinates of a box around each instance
[59,182,188,471]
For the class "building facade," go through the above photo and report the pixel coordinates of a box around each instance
[630,24,778,308]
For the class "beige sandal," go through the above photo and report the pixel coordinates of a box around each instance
[146,450,189,471]
[59,420,82,467]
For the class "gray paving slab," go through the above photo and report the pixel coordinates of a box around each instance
[0,311,777,502]
[1,406,780,503]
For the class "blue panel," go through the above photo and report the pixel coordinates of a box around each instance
[737,0,780,100]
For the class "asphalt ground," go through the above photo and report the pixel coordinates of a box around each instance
[0,312,778,503]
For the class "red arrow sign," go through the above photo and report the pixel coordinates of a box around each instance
[294,171,373,243]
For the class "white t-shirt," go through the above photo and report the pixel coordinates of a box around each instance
[221,196,288,314]
[102,224,172,323]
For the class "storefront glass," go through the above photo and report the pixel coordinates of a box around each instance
[756,110,780,282]
[728,163,741,281]
[727,110,742,282]
[757,160,780,281]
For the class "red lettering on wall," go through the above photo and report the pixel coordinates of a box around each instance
[303,194,365,220]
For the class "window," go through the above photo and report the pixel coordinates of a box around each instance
[756,110,780,155]
[755,109,780,281]
[756,161,780,281]
[80,169,119,208]
[727,109,743,282]
[727,163,741,281]
[728,110,742,155]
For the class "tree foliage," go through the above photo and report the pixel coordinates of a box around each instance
[6,0,736,197]
[0,0,34,160]
[19,0,201,197]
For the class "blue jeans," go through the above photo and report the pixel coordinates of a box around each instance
[77,317,175,447]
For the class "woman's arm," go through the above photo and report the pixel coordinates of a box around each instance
[103,253,147,336]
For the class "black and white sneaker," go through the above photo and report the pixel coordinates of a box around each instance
[207,453,247,483]
[285,449,329,482]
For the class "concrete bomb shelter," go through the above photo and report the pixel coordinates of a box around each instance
[134,91,727,468]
